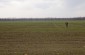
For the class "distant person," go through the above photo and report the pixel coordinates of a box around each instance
[65,22,68,28]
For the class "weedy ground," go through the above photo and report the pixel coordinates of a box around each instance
[0,20,85,55]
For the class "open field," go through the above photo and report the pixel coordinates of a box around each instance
[0,20,85,55]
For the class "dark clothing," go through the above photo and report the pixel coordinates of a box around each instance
[65,22,68,28]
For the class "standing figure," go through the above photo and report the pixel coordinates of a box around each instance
[65,22,68,28]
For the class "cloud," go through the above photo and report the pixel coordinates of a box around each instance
[0,0,64,9]
[65,0,85,7]
[64,0,85,17]
[0,0,85,18]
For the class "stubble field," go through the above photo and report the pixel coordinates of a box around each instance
[0,20,85,55]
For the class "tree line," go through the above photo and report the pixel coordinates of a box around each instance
[0,17,85,21]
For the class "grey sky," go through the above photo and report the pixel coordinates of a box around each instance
[0,0,85,18]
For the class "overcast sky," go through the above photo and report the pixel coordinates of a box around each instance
[0,0,85,18]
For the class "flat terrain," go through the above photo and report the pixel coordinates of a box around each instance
[0,20,85,55]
